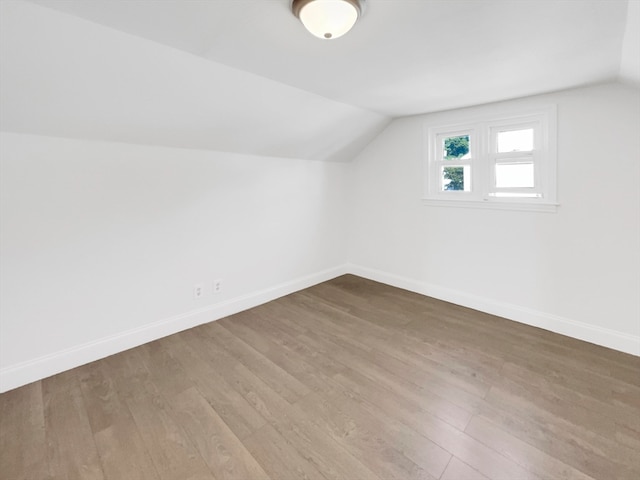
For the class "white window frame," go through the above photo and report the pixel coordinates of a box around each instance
[423,105,557,212]
[429,126,476,197]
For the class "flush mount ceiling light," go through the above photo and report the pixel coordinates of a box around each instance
[292,0,363,40]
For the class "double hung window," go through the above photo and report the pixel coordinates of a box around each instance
[424,106,557,211]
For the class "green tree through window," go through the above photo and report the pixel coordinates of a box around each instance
[443,167,465,191]
[444,136,469,190]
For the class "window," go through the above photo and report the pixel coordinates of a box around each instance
[424,106,557,212]
[434,131,474,192]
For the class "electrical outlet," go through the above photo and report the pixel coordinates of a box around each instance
[213,279,223,294]
[194,283,204,299]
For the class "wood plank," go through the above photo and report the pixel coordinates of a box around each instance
[276,294,493,404]
[220,358,383,480]
[297,326,478,429]
[104,349,214,480]
[0,382,48,480]
[328,372,537,480]
[92,422,160,480]
[42,371,104,480]
[156,330,267,440]
[201,321,311,403]
[219,312,344,394]
[440,457,490,480]
[78,361,160,480]
[139,339,195,397]
[465,415,597,480]
[3,274,639,480]
[300,282,416,327]
[297,392,449,480]
[287,291,497,397]
[168,387,270,480]
[498,361,640,435]
[243,424,328,480]
[480,385,640,480]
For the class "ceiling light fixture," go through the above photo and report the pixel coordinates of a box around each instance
[292,0,363,40]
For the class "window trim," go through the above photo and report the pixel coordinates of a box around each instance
[422,105,558,213]
[429,126,476,196]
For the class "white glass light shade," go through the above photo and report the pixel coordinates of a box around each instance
[295,0,360,39]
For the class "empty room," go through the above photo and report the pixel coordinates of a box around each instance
[1,0,639,479]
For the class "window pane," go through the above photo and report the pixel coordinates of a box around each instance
[442,135,470,160]
[495,163,534,188]
[497,128,533,153]
[442,166,471,191]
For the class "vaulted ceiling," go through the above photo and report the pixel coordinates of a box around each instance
[1,0,638,161]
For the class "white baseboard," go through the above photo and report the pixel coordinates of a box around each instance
[0,265,349,393]
[348,264,640,357]
[3,263,637,392]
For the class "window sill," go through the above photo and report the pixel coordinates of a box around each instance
[421,198,558,213]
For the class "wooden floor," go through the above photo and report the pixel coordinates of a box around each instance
[1,275,639,480]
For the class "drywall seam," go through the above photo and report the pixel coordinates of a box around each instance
[348,264,640,357]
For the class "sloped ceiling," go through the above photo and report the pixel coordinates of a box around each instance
[0,0,389,161]
[1,0,638,161]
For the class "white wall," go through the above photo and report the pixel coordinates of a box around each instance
[2,83,638,393]
[0,132,350,391]
[349,83,640,355]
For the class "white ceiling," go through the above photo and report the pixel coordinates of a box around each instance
[0,0,388,161]
[25,0,638,117]
[1,0,638,161]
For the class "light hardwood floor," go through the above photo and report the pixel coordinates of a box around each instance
[1,275,639,480]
